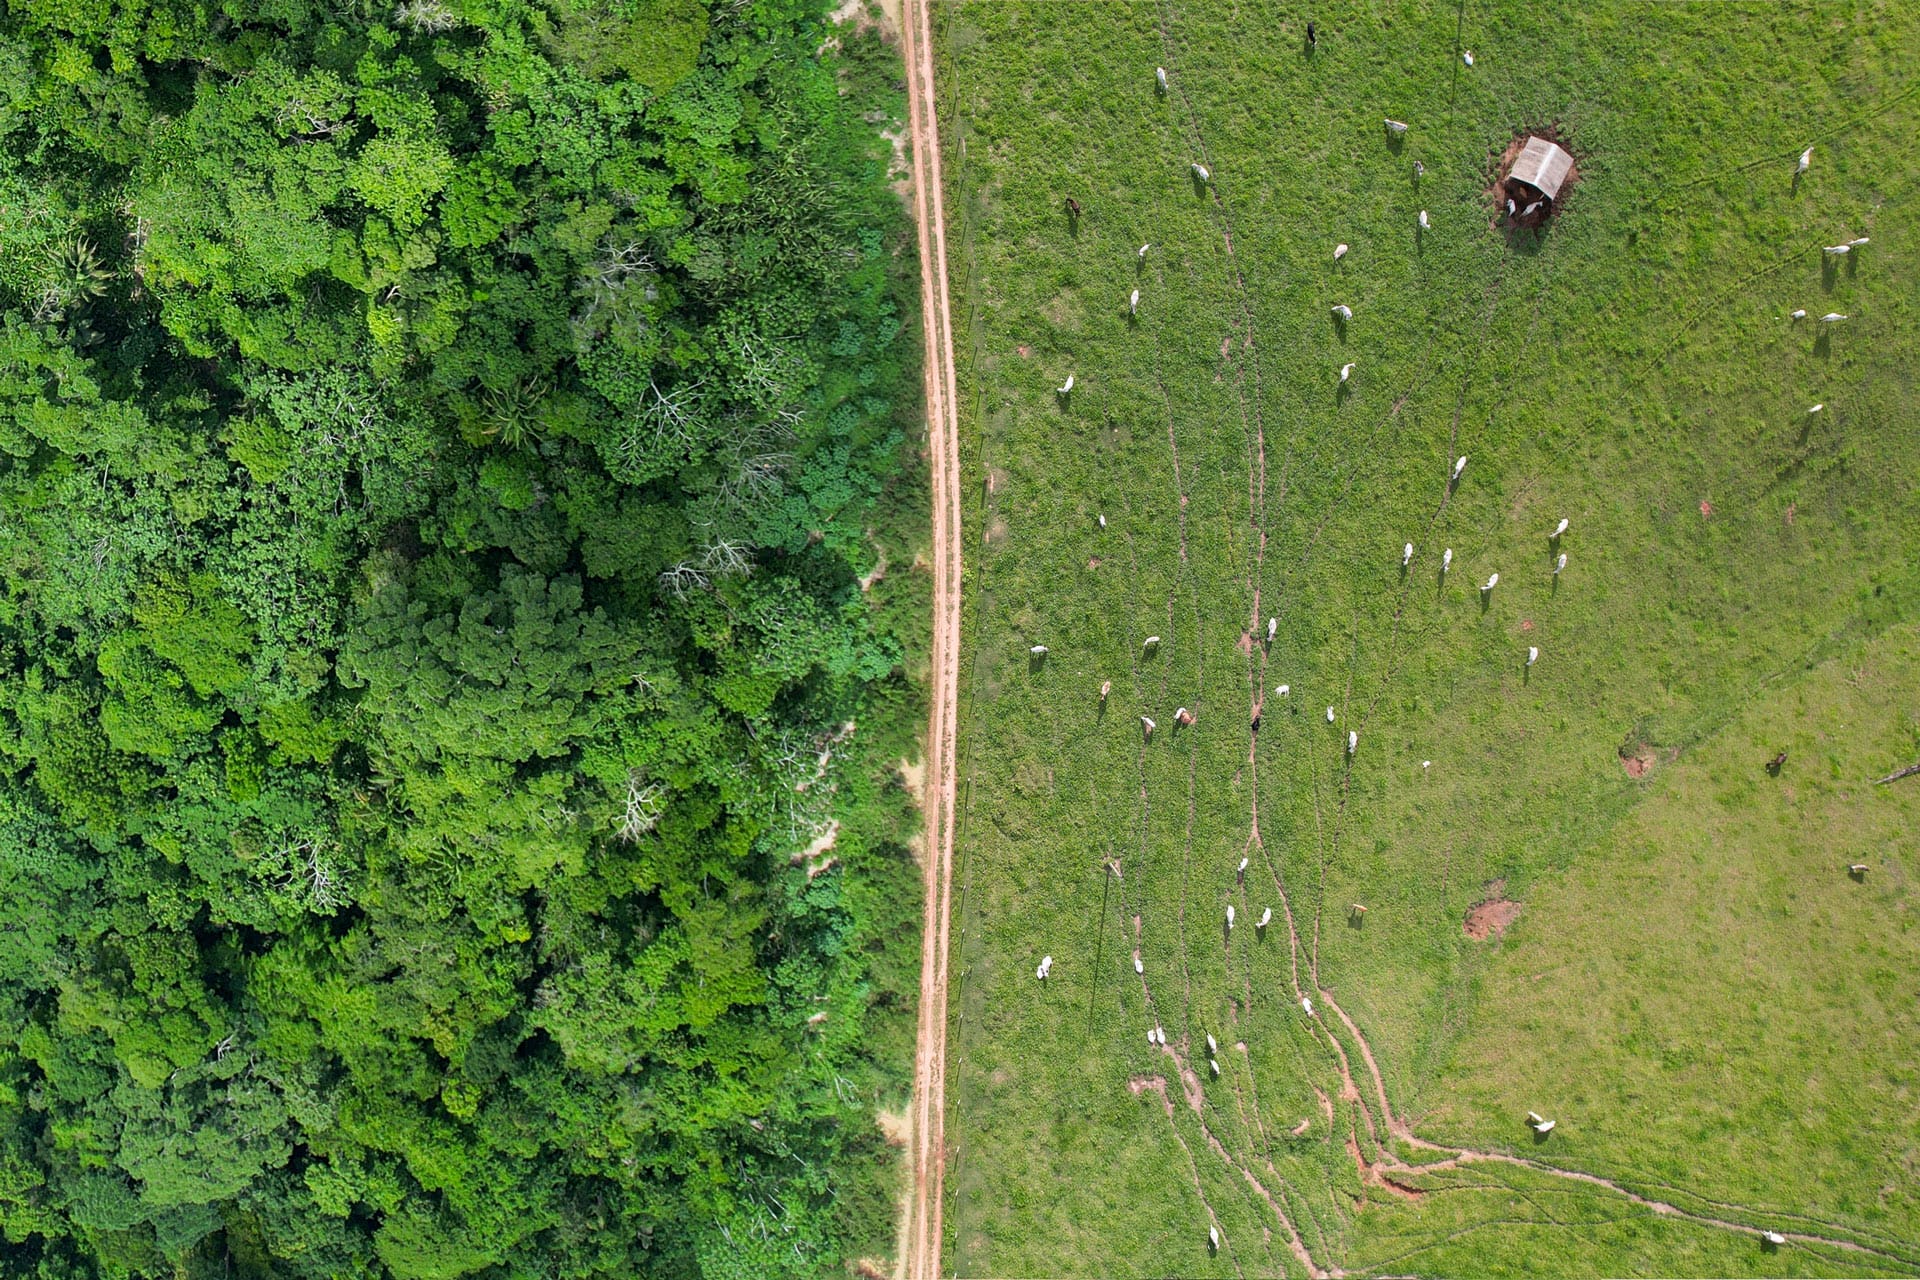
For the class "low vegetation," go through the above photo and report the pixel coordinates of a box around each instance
[936,0,1919,1274]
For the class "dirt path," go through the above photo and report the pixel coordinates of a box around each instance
[900,0,962,1273]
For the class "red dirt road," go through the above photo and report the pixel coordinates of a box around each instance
[900,0,962,1274]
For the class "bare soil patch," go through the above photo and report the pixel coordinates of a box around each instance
[876,1107,911,1146]
[1237,631,1254,655]
[1465,880,1522,940]
[1127,1074,1164,1097]
[1620,743,1655,778]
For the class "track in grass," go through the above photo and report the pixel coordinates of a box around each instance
[937,1,1920,1276]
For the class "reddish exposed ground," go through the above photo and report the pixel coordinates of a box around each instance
[1464,881,1523,940]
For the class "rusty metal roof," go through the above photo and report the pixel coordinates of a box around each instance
[1508,137,1574,201]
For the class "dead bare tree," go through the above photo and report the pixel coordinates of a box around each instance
[616,770,666,842]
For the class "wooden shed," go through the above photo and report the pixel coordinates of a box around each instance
[1505,136,1574,206]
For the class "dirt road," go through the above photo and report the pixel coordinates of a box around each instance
[900,0,962,1275]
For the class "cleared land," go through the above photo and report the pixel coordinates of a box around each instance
[934,0,1920,1275]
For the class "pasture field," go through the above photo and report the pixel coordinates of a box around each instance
[932,1,1920,1275]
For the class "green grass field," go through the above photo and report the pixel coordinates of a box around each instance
[932,1,1920,1275]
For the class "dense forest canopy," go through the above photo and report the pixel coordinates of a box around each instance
[0,0,924,1275]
